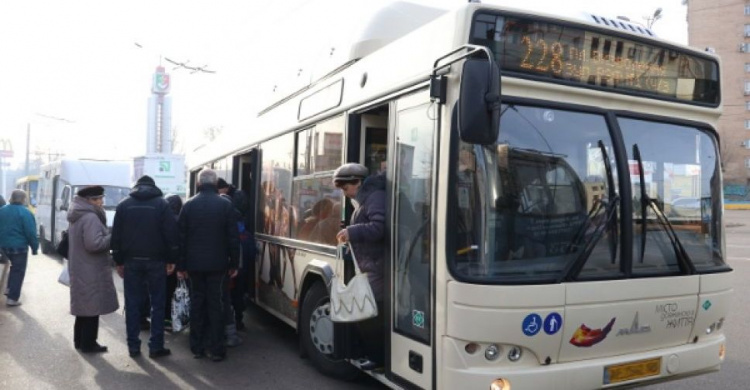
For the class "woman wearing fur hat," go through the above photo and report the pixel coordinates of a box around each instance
[67,185,119,353]
[333,163,386,370]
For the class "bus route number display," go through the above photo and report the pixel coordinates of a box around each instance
[470,13,720,105]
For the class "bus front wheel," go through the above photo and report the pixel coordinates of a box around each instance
[300,281,359,380]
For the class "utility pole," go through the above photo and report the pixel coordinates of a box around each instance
[25,123,30,176]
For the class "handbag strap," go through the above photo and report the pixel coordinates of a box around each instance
[341,243,363,275]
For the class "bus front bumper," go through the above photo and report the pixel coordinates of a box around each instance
[441,335,725,390]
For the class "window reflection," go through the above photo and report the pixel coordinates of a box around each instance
[259,133,294,238]
[452,105,620,282]
[289,115,344,245]
[619,118,724,273]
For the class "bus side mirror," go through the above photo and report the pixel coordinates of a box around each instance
[57,199,67,211]
[458,58,501,145]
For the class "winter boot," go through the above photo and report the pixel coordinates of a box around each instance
[225,324,243,347]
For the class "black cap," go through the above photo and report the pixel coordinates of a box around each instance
[217,178,229,189]
[77,185,105,198]
[136,175,156,186]
[333,163,368,184]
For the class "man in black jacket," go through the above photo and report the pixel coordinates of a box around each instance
[177,168,240,362]
[111,175,178,359]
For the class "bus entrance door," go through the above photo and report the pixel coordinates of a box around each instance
[390,91,436,389]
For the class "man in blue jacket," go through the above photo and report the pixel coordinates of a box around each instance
[0,190,39,306]
[111,175,178,359]
[177,168,240,362]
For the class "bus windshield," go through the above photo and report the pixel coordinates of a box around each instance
[450,104,725,284]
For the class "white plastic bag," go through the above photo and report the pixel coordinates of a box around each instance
[171,279,191,332]
[58,260,70,287]
[329,244,378,323]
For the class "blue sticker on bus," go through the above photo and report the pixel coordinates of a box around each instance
[544,313,563,335]
[522,313,542,336]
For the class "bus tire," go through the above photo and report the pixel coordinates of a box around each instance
[300,281,359,381]
[39,227,51,254]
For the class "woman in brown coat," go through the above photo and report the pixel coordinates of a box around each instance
[67,186,119,353]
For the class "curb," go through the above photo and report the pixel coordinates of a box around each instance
[725,204,750,210]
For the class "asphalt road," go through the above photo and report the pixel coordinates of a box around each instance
[2,211,749,389]
[640,209,750,390]
[0,251,381,390]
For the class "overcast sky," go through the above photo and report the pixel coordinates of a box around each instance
[0,0,688,171]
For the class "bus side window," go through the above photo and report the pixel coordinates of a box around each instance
[455,147,480,262]
[60,186,71,211]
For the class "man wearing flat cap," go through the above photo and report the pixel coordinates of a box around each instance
[111,175,179,359]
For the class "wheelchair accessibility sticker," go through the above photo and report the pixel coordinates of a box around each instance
[522,313,542,336]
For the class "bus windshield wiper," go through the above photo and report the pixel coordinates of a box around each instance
[633,145,696,274]
[560,140,618,282]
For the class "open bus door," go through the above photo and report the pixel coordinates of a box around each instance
[233,148,259,300]
[388,90,437,389]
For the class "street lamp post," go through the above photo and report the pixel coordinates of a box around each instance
[0,138,13,199]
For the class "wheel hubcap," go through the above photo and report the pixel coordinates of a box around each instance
[309,303,334,355]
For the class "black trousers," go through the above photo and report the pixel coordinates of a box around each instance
[230,268,246,323]
[165,272,178,320]
[356,301,385,364]
[74,316,100,349]
[189,270,227,356]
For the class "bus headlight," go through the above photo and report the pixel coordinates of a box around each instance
[508,346,522,362]
[485,344,501,361]
[490,378,511,390]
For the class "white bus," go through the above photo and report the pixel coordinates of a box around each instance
[187,3,731,389]
[37,159,131,253]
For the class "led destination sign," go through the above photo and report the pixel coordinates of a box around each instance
[470,13,720,105]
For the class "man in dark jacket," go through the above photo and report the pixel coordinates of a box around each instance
[333,163,386,369]
[111,175,178,359]
[178,168,240,362]
[217,177,252,332]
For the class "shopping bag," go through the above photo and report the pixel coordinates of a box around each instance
[58,260,70,287]
[171,279,191,332]
[329,244,378,323]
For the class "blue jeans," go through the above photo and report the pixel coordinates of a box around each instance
[124,260,166,352]
[3,250,28,301]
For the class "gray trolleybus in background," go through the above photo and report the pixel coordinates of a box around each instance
[186,2,731,389]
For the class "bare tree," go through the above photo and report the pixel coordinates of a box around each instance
[203,126,224,142]
[170,126,183,154]
[720,140,737,175]
[644,8,662,29]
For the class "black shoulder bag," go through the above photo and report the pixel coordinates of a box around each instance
[56,230,69,258]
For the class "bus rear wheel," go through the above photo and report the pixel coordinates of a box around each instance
[300,281,359,380]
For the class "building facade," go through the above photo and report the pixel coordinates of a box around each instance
[688,0,750,186]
